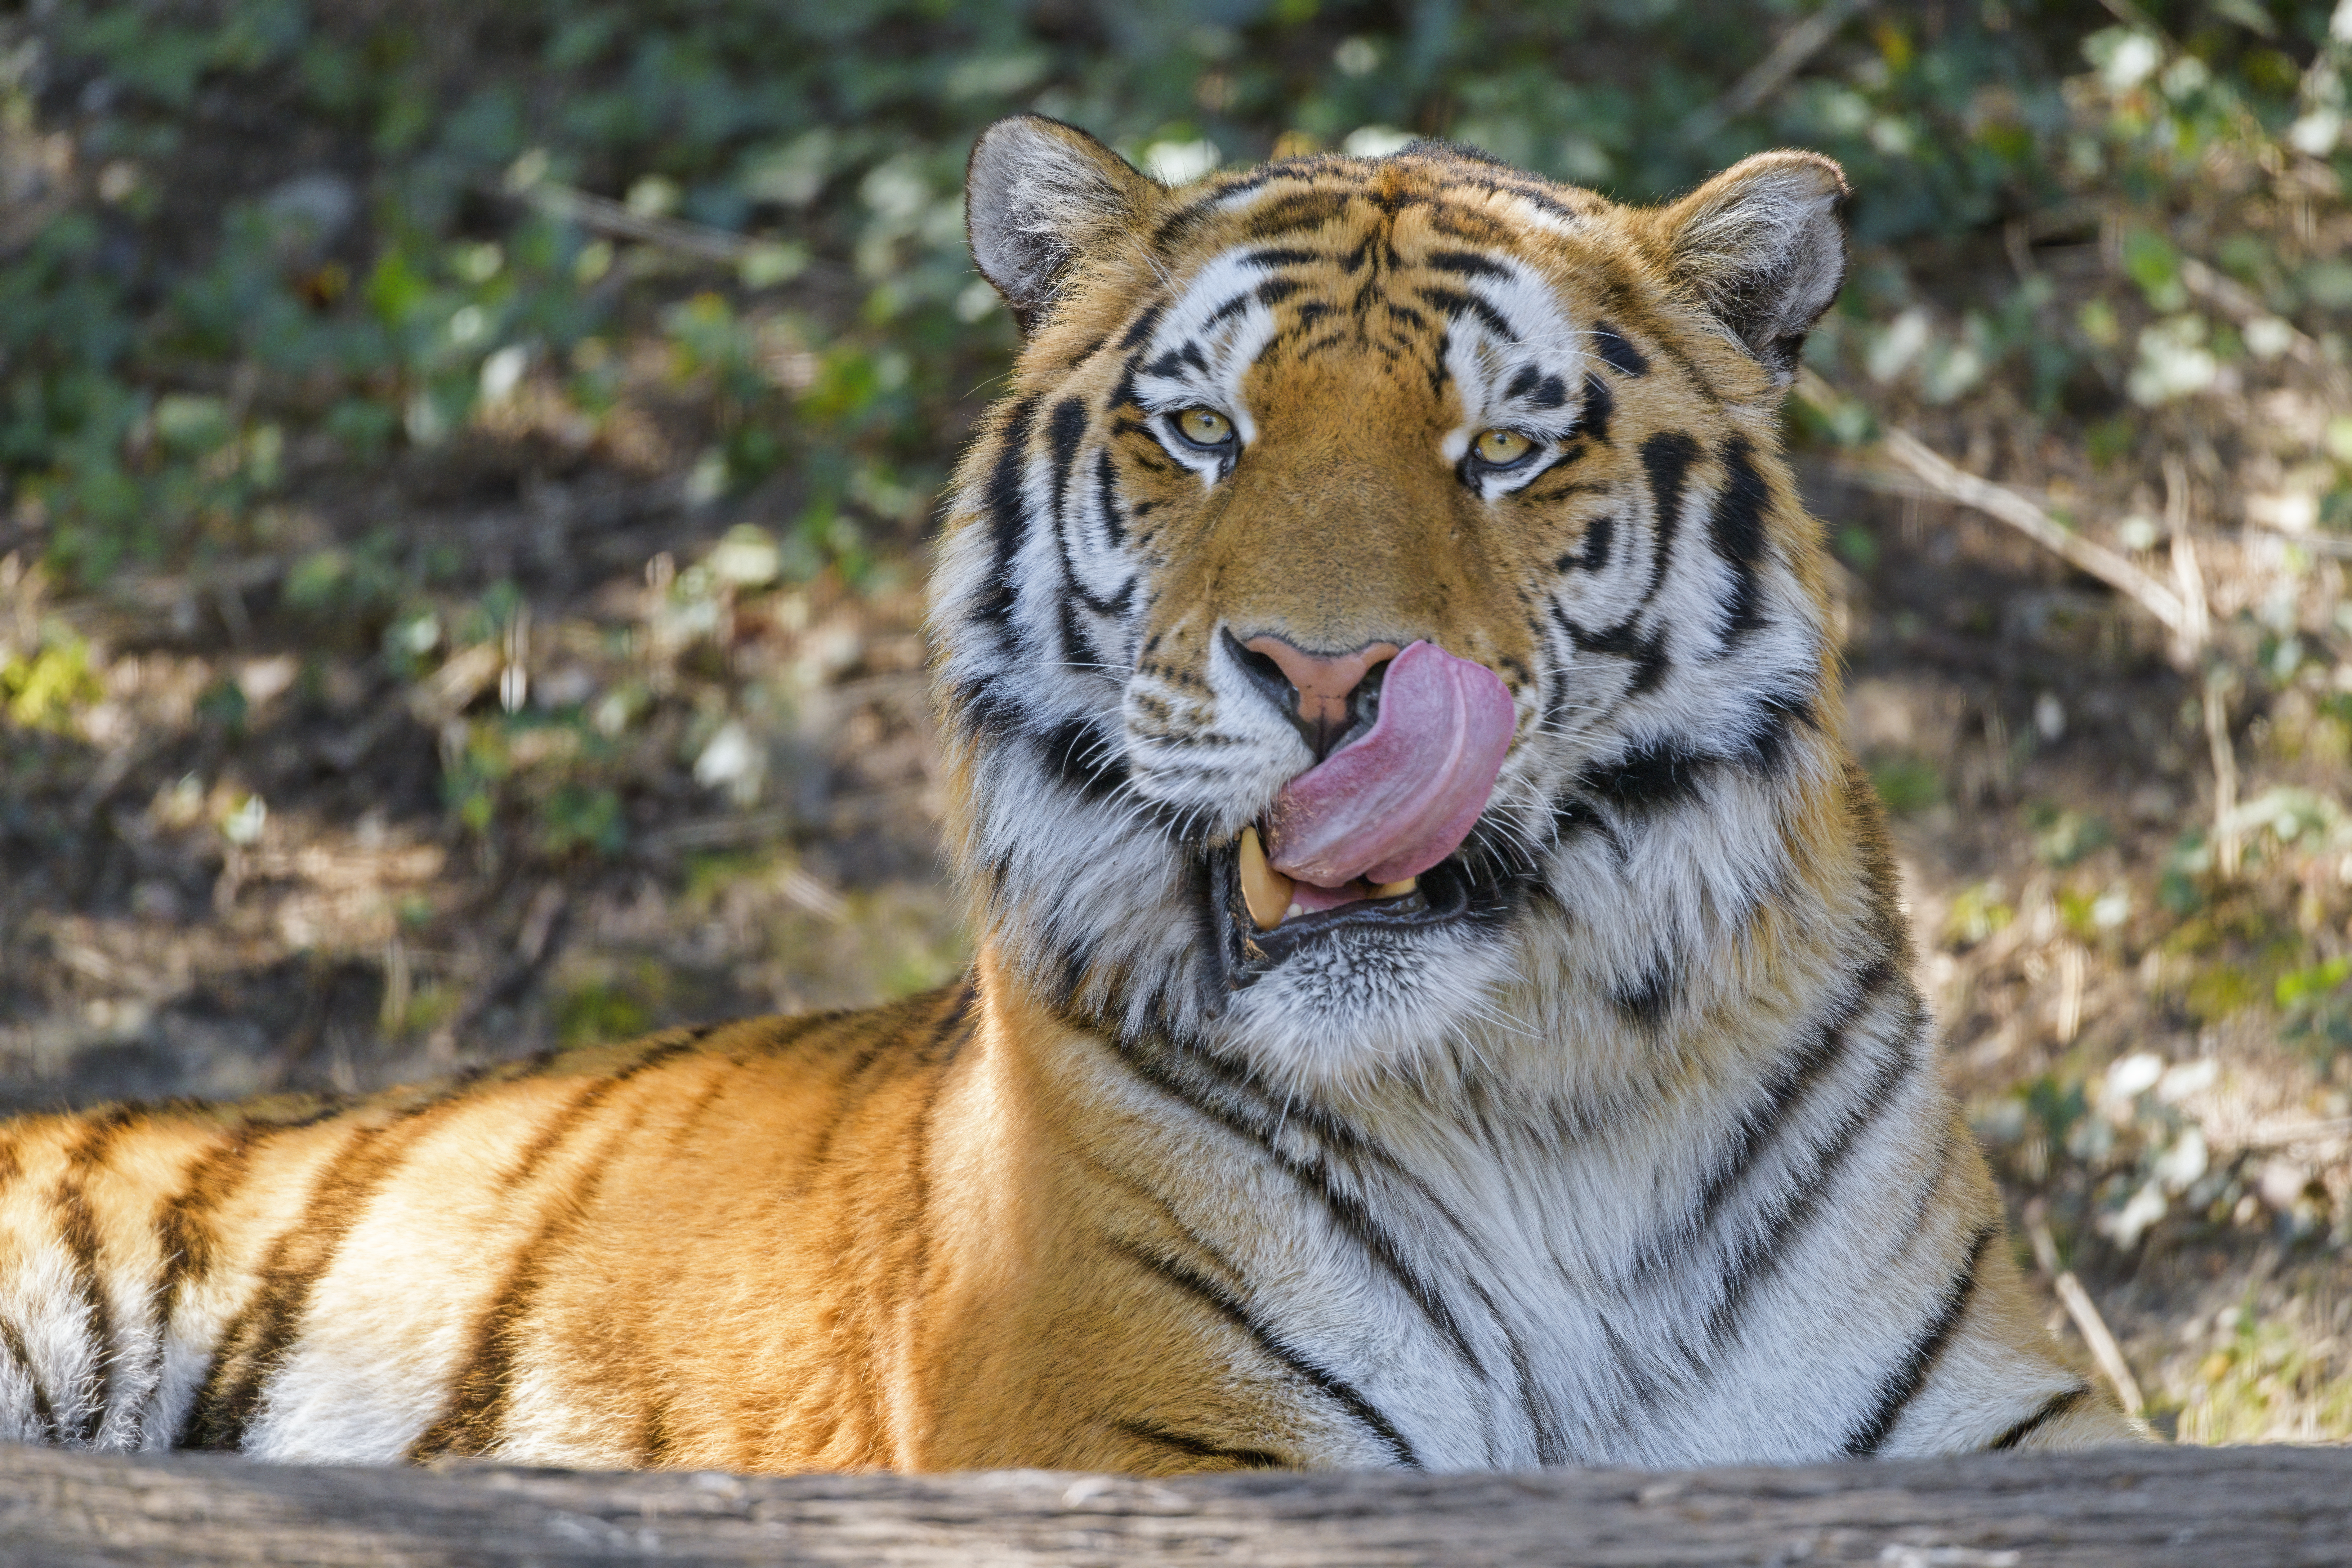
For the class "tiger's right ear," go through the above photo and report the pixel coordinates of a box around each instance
[967,115,1160,332]
[1655,150,1850,386]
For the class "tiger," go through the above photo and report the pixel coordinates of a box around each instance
[0,115,2140,1475]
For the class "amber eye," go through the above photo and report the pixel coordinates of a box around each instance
[1474,427,1535,466]
[1175,407,1235,447]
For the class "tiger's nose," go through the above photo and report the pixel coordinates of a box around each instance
[1231,632,1402,760]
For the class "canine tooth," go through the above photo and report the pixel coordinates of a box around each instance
[1372,877,1418,898]
[1238,826,1293,931]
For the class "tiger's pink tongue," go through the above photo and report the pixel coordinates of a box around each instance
[1264,641,1515,889]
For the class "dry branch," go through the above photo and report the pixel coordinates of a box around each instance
[1680,0,1872,146]
[1,1442,2348,1567]
[2026,1209,2146,1417]
[1871,430,2194,648]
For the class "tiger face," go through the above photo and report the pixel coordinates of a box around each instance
[936,118,1852,1096]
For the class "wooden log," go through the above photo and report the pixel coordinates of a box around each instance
[0,1442,2345,1567]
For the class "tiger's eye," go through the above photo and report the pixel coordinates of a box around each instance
[1475,428,1534,465]
[1177,407,1234,446]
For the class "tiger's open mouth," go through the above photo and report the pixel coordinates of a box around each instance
[1209,832,1479,985]
[1204,638,1514,986]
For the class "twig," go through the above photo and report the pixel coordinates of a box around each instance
[2055,945,2085,1046]
[2161,455,2208,665]
[2025,1207,2146,1416]
[2205,668,2241,878]
[497,170,829,284]
[2238,1115,2352,1147]
[2204,529,2352,559]
[512,179,757,264]
[1680,0,1872,146]
[1873,428,2193,650]
[1839,462,2352,560]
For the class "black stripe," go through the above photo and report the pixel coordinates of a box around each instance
[1743,690,1817,776]
[1075,1149,1248,1298]
[1050,449,1133,620]
[1109,1238,1419,1468]
[953,673,1026,748]
[1578,371,1614,444]
[792,988,966,1190]
[1578,741,1709,814]
[1113,1417,1284,1469]
[1203,291,1253,328]
[1843,1222,1999,1456]
[1424,249,1511,279]
[56,1110,133,1442]
[1045,396,1089,518]
[1989,1384,2092,1451]
[179,1080,481,1451]
[1481,1281,1565,1465]
[1244,245,1320,269]
[1473,176,1582,222]
[974,396,1041,630]
[407,1101,656,1460]
[1118,301,1167,349]
[142,1125,271,1446]
[1555,512,1614,575]
[1682,958,1898,1250]
[1707,436,1772,645]
[1093,448,1127,547]
[1894,1114,1963,1244]
[1613,958,1678,1028]
[1152,169,1284,247]
[1703,1013,1919,1344]
[1593,324,1649,377]
[1504,365,1569,409]
[1143,341,1209,379]
[1547,597,1667,695]
[1418,286,1516,341]
[1547,791,1606,844]
[0,1316,58,1442]
[1240,188,1353,239]
[1106,1038,1487,1382]
[1038,717,1130,802]
[1055,591,1091,669]
[1635,430,1699,611]
[501,1037,700,1192]
[892,994,969,1374]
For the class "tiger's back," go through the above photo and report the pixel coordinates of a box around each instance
[0,992,984,1470]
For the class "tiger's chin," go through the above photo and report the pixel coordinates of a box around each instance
[1196,838,1525,1097]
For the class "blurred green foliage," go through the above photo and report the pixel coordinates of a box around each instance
[6,0,2350,595]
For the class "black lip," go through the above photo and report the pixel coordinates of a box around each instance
[1209,841,1476,990]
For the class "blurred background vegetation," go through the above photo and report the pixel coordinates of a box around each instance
[2,0,2350,1443]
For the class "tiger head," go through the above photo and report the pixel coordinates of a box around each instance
[933,116,1858,1096]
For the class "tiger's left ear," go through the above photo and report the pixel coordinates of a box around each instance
[967,115,1161,333]
[1658,151,1849,384]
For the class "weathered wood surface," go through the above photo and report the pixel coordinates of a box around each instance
[0,1442,2345,1567]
